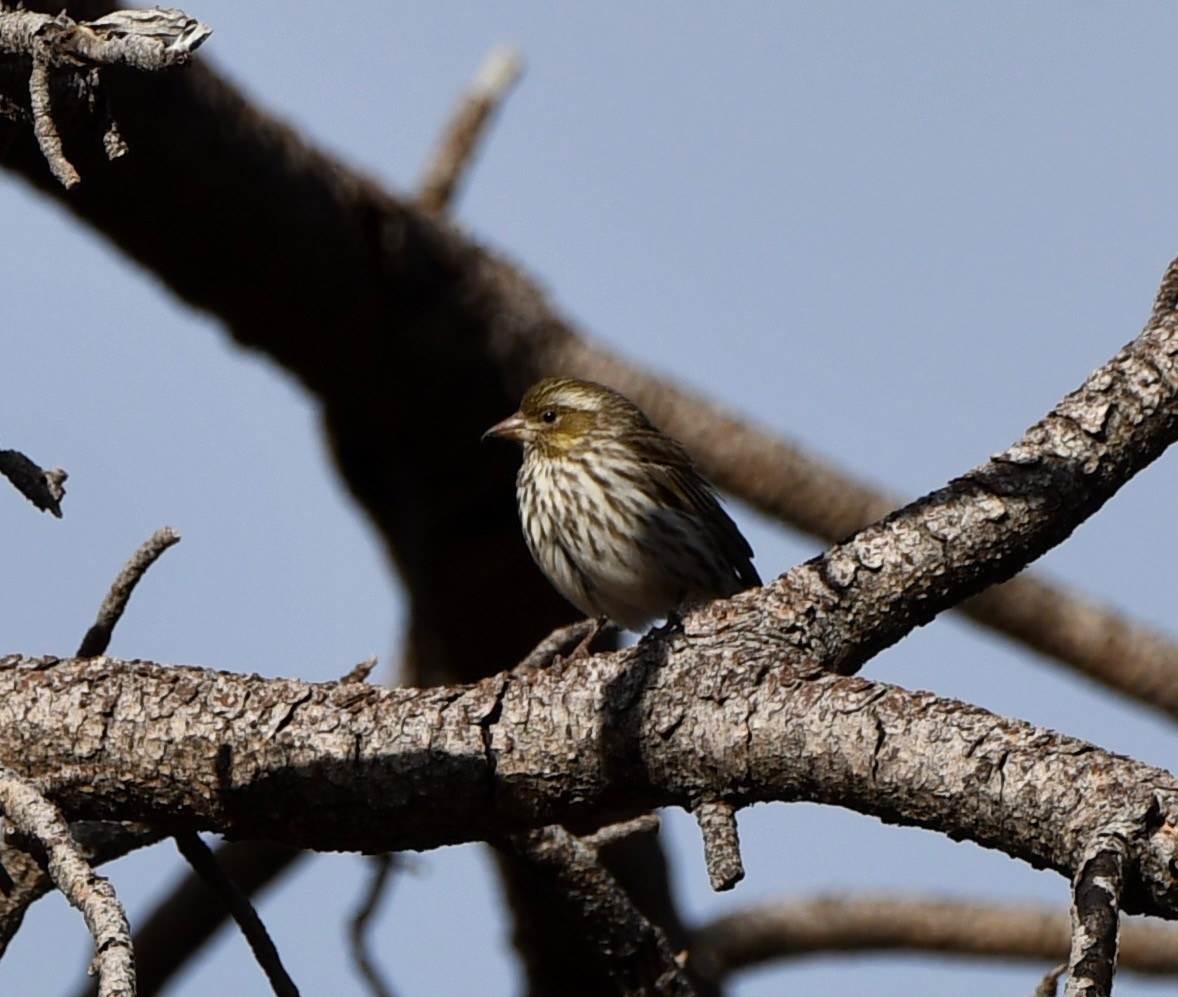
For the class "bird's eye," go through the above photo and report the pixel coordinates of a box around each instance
[541,410,557,424]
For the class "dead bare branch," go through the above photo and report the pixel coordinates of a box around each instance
[692,802,743,893]
[107,840,302,997]
[341,655,379,685]
[553,339,1178,717]
[582,815,660,852]
[173,831,298,997]
[0,821,162,958]
[77,527,180,657]
[4,649,1178,926]
[0,766,134,996]
[0,5,210,186]
[416,46,523,215]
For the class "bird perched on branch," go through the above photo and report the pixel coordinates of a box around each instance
[484,377,761,654]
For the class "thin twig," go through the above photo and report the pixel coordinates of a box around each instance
[348,854,398,997]
[102,841,302,997]
[416,45,523,214]
[1034,965,1067,997]
[341,655,379,685]
[173,832,299,997]
[506,824,696,996]
[0,446,66,516]
[582,814,660,851]
[2,822,164,961]
[1064,836,1128,997]
[77,527,180,657]
[27,48,79,187]
[0,767,134,997]
[693,802,743,892]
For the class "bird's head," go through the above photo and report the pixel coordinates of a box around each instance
[483,377,646,457]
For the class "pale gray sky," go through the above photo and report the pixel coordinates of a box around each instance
[2,3,1176,994]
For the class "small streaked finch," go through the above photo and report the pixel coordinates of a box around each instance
[484,377,760,651]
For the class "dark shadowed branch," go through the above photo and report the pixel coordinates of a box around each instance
[0,445,66,516]
[506,824,695,996]
[97,840,303,997]
[172,832,299,997]
[348,854,398,997]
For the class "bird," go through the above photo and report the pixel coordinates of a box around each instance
[484,377,761,655]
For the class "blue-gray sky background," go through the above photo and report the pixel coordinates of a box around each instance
[2,3,1176,994]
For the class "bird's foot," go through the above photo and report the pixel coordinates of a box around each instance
[518,617,607,671]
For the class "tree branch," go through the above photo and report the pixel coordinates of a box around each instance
[348,854,397,997]
[104,840,301,997]
[416,45,523,215]
[3,13,1178,994]
[3,650,1178,923]
[505,824,694,996]
[77,526,180,657]
[0,821,162,958]
[0,445,66,516]
[690,894,1178,980]
[554,341,1178,717]
[1065,835,1129,997]
[0,767,134,996]
[692,802,743,893]
[0,275,1175,934]
[172,831,298,997]
[0,5,211,187]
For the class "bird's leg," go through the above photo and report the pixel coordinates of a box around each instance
[648,608,684,640]
[567,615,607,659]
[518,617,604,671]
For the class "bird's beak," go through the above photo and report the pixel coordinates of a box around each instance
[483,413,528,442]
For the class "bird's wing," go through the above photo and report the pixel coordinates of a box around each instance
[627,430,762,589]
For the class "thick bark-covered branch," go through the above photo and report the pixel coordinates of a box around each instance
[3,651,1178,921]
[555,343,1178,715]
